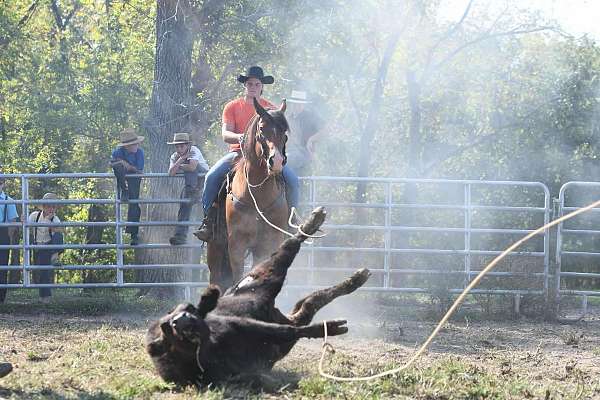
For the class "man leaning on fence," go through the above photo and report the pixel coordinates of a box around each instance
[0,175,18,304]
[111,128,145,246]
[167,132,209,245]
[29,193,64,303]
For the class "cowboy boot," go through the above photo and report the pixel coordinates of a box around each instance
[193,206,217,242]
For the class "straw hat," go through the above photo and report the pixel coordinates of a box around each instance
[118,128,145,146]
[41,193,59,204]
[167,132,192,145]
[287,90,310,104]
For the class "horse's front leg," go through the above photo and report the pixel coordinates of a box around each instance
[226,201,256,284]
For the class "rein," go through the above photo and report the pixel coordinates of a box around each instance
[238,120,325,240]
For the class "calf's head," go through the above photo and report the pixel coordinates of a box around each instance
[145,286,220,384]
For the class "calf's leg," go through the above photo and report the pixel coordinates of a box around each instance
[228,207,326,299]
[288,268,371,326]
[224,315,348,342]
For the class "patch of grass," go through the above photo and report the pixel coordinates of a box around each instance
[0,288,171,316]
[560,331,583,346]
[114,376,173,399]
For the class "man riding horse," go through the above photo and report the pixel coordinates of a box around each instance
[194,66,299,242]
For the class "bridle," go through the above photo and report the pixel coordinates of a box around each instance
[238,114,325,240]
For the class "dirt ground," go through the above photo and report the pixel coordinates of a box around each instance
[0,294,599,399]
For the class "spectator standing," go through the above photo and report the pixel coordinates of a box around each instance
[285,89,325,177]
[167,132,209,245]
[110,128,145,245]
[0,175,18,303]
[29,193,64,302]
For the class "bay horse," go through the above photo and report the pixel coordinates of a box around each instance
[207,98,291,290]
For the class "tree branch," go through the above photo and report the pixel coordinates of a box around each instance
[424,0,473,70]
[433,25,556,72]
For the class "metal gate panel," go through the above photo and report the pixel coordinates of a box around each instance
[556,182,600,306]
[291,177,550,297]
[0,174,551,299]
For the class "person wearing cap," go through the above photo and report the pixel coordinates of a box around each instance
[167,132,210,245]
[286,89,325,176]
[194,66,300,242]
[0,176,19,303]
[110,128,145,245]
[28,193,64,302]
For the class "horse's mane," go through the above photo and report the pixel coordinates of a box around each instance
[234,114,261,172]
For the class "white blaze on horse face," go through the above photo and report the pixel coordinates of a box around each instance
[268,143,284,173]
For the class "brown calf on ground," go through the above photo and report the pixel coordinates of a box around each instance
[145,207,370,386]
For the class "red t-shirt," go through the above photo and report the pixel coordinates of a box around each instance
[222,97,275,151]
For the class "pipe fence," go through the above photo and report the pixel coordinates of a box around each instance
[0,174,553,308]
[556,181,600,314]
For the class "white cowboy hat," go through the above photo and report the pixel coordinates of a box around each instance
[287,90,310,104]
[167,132,192,145]
[118,128,145,146]
[42,192,60,201]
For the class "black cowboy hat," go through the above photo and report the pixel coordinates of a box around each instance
[237,66,274,85]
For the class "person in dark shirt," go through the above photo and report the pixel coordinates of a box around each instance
[111,128,145,245]
[286,90,325,177]
[0,175,18,303]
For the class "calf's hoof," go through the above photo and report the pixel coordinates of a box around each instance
[306,319,348,337]
[349,268,371,289]
[299,206,326,236]
[323,319,348,336]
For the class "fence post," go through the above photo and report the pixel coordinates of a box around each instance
[115,178,124,286]
[22,176,30,287]
[309,178,316,285]
[463,183,472,288]
[555,185,566,306]
[543,186,551,303]
[383,182,391,288]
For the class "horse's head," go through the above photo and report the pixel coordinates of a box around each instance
[252,97,289,174]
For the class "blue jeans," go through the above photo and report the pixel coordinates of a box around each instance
[201,152,299,213]
[174,165,205,238]
[33,232,64,298]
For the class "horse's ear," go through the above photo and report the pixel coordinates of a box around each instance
[279,99,287,113]
[253,97,272,121]
[197,285,220,318]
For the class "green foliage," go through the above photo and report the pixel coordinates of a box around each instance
[2,1,600,292]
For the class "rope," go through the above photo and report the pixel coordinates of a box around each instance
[318,198,600,382]
[239,144,326,240]
[288,207,326,240]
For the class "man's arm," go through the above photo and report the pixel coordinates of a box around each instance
[179,159,199,172]
[168,153,188,176]
[222,122,242,144]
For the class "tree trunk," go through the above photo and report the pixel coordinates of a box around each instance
[136,0,197,298]
[354,27,402,207]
